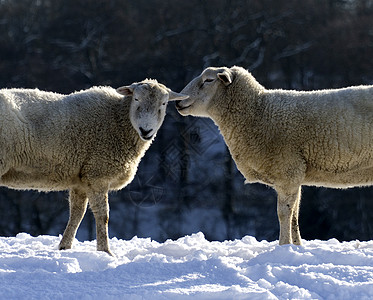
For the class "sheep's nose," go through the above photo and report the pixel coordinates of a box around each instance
[139,127,153,137]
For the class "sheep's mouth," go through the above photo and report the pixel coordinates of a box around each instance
[176,104,192,111]
[141,134,154,141]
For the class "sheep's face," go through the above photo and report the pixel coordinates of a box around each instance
[176,67,233,117]
[117,80,188,141]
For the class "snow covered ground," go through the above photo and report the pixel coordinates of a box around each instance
[1,233,373,299]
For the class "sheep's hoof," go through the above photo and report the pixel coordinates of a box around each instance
[100,249,114,257]
[59,246,69,251]
[58,245,71,251]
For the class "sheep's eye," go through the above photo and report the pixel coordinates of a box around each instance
[162,102,166,106]
[201,78,214,88]
[134,98,139,102]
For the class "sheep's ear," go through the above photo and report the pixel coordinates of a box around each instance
[117,85,134,96]
[217,70,233,86]
[168,90,189,101]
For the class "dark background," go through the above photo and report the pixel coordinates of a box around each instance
[0,0,373,243]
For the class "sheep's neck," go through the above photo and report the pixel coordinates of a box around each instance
[116,101,149,157]
[209,86,264,133]
[207,87,266,168]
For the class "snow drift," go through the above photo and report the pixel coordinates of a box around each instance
[1,233,373,299]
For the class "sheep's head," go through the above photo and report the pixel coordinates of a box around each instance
[176,67,233,117]
[117,79,188,141]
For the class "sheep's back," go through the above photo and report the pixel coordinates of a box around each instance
[274,86,373,183]
[0,87,145,192]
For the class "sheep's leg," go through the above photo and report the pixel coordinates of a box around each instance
[276,186,301,245]
[88,191,112,256]
[59,189,88,250]
[291,189,302,245]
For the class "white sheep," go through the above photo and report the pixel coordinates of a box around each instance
[176,65,373,245]
[0,79,188,255]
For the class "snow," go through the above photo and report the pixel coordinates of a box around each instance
[1,233,373,299]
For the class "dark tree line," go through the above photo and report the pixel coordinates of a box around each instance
[0,0,373,242]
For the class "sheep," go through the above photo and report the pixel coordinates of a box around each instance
[0,79,188,255]
[176,65,373,246]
